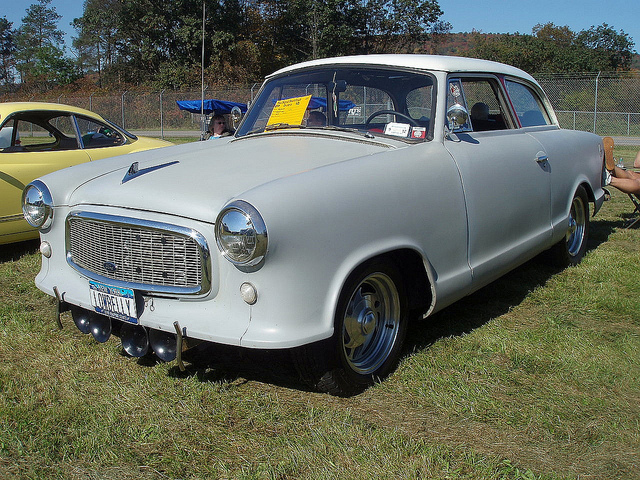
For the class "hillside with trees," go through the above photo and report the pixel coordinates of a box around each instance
[0,0,637,96]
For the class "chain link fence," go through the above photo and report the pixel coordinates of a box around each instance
[1,85,258,139]
[537,73,640,138]
[3,73,640,139]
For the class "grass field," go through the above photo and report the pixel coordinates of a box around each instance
[0,147,639,479]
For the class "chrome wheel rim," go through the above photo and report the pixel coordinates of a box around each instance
[341,272,401,375]
[566,195,586,257]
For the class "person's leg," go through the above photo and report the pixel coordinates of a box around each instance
[610,175,640,195]
[613,166,640,180]
[634,150,640,169]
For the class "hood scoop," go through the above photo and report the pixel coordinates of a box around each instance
[122,160,179,184]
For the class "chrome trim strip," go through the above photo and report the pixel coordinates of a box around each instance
[121,160,179,184]
[65,211,211,296]
[0,214,25,223]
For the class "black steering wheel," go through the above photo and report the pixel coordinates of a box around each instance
[365,110,418,127]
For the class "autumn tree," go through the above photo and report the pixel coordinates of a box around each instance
[468,22,635,73]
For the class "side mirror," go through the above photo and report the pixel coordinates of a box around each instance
[230,106,243,129]
[446,104,470,132]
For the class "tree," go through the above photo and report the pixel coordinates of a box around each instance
[72,0,124,83]
[576,23,635,71]
[67,0,449,88]
[532,22,574,47]
[249,0,448,76]
[468,23,636,74]
[14,0,80,84]
[368,0,448,53]
[0,17,16,86]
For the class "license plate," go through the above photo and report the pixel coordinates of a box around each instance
[89,281,138,324]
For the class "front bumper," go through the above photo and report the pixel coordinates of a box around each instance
[35,204,335,350]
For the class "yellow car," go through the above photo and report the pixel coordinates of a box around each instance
[1,102,172,244]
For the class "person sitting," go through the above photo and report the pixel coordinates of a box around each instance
[206,114,232,139]
[306,110,326,127]
[605,141,640,195]
[607,166,640,195]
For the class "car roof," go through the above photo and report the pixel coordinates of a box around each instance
[268,54,537,84]
[0,102,105,121]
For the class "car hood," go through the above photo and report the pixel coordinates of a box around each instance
[59,131,399,223]
[129,135,174,151]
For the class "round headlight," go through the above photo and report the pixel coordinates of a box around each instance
[215,201,267,266]
[22,180,54,229]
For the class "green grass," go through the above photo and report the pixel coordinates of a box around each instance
[162,136,200,144]
[1,148,639,479]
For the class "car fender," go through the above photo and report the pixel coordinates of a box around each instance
[235,141,472,348]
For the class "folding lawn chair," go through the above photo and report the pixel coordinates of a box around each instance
[625,194,640,228]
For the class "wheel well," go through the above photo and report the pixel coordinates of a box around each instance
[366,249,432,314]
[580,181,596,212]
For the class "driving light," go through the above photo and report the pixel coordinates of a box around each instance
[22,180,54,229]
[40,241,52,258]
[240,282,258,305]
[215,201,267,266]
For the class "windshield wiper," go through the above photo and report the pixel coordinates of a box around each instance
[264,123,306,131]
[244,123,305,136]
[318,125,360,134]
[244,123,372,137]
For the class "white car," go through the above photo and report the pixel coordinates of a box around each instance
[23,55,607,395]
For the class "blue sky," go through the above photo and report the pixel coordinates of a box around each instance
[3,0,640,54]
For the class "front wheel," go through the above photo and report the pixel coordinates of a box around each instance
[293,261,408,396]
[548,185,590,267]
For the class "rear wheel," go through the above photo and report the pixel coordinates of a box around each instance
[549,185,590,267]
[293,261,407,396]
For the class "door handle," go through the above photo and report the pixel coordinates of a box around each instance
[536,153,549,163]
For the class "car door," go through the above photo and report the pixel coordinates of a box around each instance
[74,115,135,161]
[443,76,552,287]
[503,79,592,238]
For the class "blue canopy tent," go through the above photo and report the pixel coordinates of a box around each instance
[307,96,357,112]
[176,99,248,115]
[177,99,248,139]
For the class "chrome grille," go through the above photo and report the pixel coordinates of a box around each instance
[66,212,210,295]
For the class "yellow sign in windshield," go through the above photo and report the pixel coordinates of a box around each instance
[267,95,312,126]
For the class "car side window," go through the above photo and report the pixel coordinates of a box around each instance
[16,118,56,149]
[1,114,80,153]
[505,80,551,127]
[0,122,20,151]
[76,116,125,148]
[459,78,511,132]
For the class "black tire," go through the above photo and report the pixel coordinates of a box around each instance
[292,260,408,396]
[548,185,590,267]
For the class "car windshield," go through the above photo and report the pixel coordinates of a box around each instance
[236,67,435,141]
